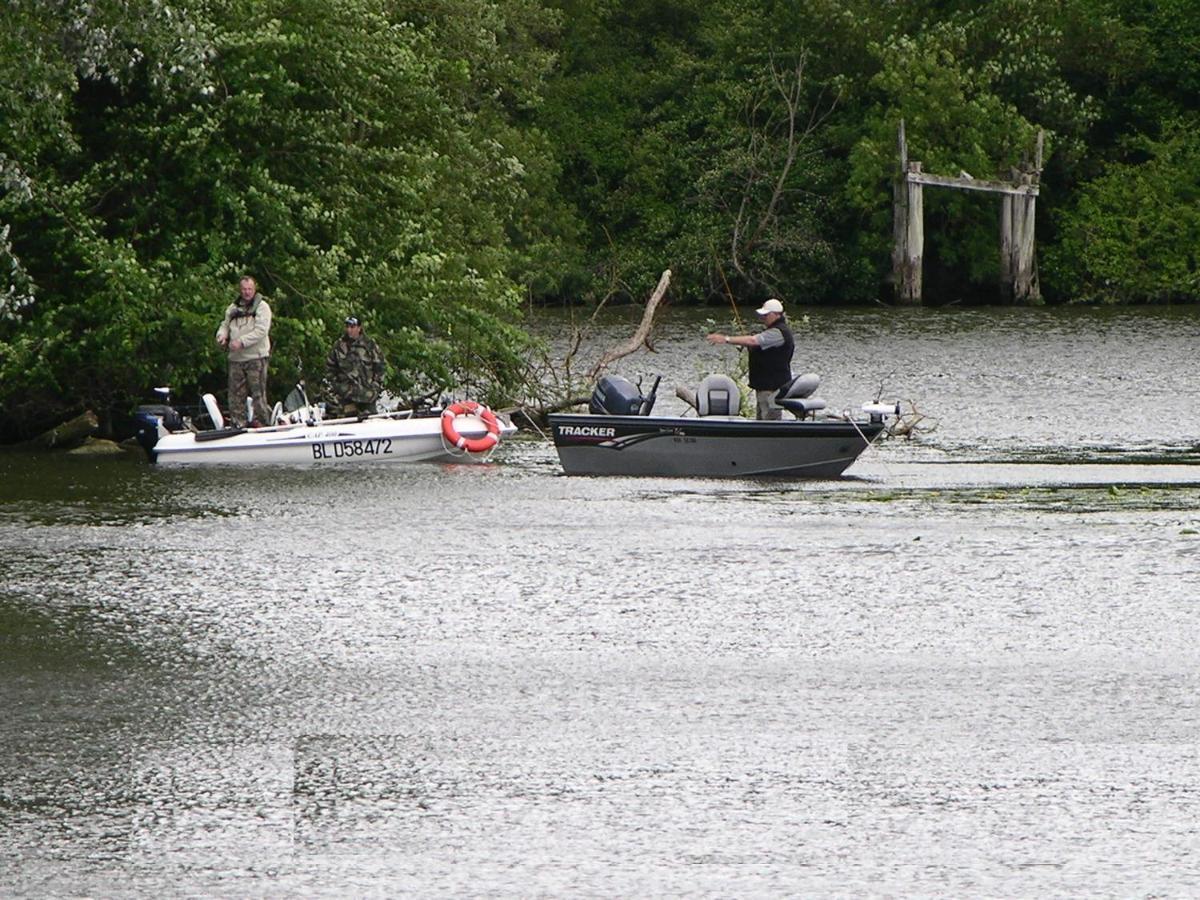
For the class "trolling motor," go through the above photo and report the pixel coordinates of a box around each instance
[862,401,902,424]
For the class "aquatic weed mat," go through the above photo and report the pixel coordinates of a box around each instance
[916,444,1200,466]
[854,483,1200,516]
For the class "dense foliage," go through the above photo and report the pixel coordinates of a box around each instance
[0,0,561,437]
[538,0,1199,306]
[1047,121,1200,303]
[2,0,1198,437]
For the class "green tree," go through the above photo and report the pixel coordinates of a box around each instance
[539,0,865,305]
[1047,120,1200,303]
[0,0,563,439]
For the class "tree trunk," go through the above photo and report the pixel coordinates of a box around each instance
[17,411,99,451]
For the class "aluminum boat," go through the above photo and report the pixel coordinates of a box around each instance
[549,374,895,479]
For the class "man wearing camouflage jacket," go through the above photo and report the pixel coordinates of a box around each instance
[325,315,387,417]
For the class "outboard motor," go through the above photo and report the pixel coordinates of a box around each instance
[589,374,658,416]
[132,402,183,457]
[775,373,827,419]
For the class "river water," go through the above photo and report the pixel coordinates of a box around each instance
[2,305,1198,897]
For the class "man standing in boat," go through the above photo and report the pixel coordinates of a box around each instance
[325,315,387,417]
[706,298,794,420]
[215,275,273,428]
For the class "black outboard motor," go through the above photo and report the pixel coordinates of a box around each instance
[132,402,183,457]
[589,375,659,416]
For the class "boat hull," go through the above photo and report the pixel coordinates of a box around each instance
[548,413,884,478]
[153,415,507,466]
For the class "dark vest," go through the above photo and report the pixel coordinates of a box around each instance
[748,316,794,389]
[228,293,263,321]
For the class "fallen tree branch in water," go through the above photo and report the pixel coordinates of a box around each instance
[501,395,592,436]
[889,400,937,439]
[587,268,671,381]
[3,410,99,451]
[513,269,672,429]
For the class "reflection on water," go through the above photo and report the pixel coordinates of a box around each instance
[2,307,1200,896]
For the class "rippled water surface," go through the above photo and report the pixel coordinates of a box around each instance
[2,306,1199,897]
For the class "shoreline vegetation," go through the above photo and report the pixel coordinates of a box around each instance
[3,1,1199,440]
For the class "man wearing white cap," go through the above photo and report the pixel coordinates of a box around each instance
[706,298,794,420]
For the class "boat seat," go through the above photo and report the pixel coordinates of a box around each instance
[675,374,741,416]
[775,373,826,419]
[201,393,225,431]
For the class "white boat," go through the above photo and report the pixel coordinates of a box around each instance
[133,389,515,466]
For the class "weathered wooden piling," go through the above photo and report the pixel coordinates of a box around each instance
[891,122,923,303]
[893,120,1042,305]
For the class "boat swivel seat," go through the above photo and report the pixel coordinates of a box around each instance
[676,374,741,416]
[774,373,826,419]
[201,393,225,430]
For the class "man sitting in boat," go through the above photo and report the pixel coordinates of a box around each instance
[705,298,795,420]
[325,315,387,417]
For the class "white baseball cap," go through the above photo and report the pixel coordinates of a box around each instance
[755,298,783,315]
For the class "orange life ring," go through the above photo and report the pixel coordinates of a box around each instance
[441,401,501,453]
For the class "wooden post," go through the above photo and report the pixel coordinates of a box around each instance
[1000,187,1014,290]
[1012,171,1039,303]
[894,123,1042,305]
[892,121,924,305]
[1000,167,1040,304]
[1015,130,1043,304]
[893,161,924,305]
[1000,166,1017,300]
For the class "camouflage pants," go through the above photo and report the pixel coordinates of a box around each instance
[228,357,270,427]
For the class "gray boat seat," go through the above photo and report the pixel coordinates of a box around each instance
[775,373,826,418]
[675,374,741,416]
